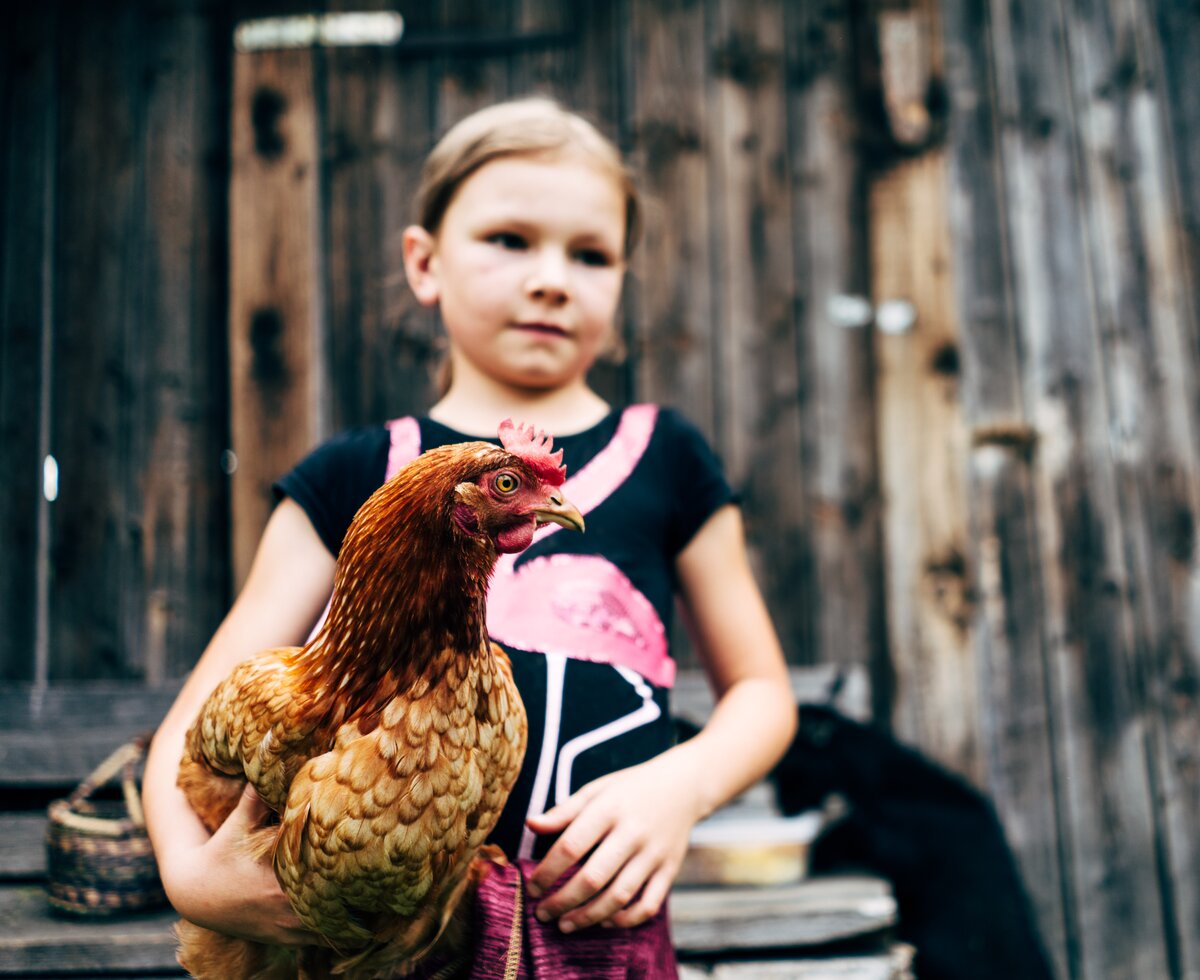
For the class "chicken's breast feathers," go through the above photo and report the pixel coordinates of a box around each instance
[272,644,526,961]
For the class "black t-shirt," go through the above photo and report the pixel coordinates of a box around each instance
[275,406,733,859]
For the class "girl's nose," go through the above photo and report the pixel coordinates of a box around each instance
[525,249,569,303]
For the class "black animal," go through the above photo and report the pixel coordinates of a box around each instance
[768,704,1055,980]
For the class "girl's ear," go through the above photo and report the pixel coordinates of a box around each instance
[402,225,440,306]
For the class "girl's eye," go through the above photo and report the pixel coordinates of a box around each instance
[493,472,520,494]
[488,232,527,251]
[575,248,614,268]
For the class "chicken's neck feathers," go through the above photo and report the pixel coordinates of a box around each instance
[294,448,502,719]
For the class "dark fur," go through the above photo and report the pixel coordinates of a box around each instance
[766,704,1055,980]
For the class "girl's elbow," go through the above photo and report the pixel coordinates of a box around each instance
[762,675,798,746]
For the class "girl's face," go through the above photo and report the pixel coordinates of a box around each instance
[407,152,627,393]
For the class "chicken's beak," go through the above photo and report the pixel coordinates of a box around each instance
[533,492,585,533]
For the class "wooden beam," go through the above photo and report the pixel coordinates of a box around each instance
[0,8,55,682]
[228,44,327,589]
[323,0,441,431]
[784,0,885,684]
[138,3,231,681]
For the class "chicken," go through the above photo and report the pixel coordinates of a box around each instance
[174,421,583,979]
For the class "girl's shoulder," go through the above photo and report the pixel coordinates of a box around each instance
[645,406,728,480]
[273,424,392,556]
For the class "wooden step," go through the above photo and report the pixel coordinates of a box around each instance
[0,685,179,788]
[0,885,181,975]
[671,875,897,954]
[680,943,915,978]
[0,813,46,879]
[0,871,896,975]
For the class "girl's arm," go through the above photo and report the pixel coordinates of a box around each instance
[526,504,797,931]
[141,499,336,944]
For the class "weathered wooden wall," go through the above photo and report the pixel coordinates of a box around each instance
[1,0,233,684]
[872,1,1200,978]
[2,1,1198,977]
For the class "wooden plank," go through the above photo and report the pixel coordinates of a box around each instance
[707,0,812,668]
[0,684,182,732]
[670,875,896,955]
[435,0,514,130]
[371,2,444,423]
[626,0,718,435]
[0,7,54,681]
[966,445,1070,979]
[0,684,180,786]
[1149,0,1200,352]
[1056,0,1200,974]
[870,143,978,780]
[680,945,915,978]
[0,885,179,975]
[938,0,1023,425]
[323,25,392,431]
[0,815,47,879]
[509,0,575,97]
[138,0,232,681]
[0,732,154,789]
[323,0,439,431]
[938,2,1073,976]
[783,1,884,682]
[48,4,148,680]
[228,44,327,589]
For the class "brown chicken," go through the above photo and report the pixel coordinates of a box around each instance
[175,421,583,979]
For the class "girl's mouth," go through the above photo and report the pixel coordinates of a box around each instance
[512,322,569,338]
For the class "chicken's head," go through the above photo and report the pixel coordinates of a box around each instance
[452,420,584,555]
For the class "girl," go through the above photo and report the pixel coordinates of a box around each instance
[142,98,796,973]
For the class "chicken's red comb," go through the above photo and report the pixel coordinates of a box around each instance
[498,419,566,486]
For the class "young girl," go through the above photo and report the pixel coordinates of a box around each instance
[142,98,796,973]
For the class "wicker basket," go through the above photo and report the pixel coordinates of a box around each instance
[44,733,167,916]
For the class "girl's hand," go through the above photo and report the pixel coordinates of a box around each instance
[162,786,314,946]
[524,751,705,932]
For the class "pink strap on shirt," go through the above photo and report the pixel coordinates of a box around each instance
[486,405,674,688]
[384,415,422,479]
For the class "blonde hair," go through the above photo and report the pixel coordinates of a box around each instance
[413,98,640,256]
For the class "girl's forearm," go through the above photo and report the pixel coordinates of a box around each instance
[669,674,797,820]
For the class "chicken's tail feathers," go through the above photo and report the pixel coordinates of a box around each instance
[331,860,485,977]
[174,919,298,980]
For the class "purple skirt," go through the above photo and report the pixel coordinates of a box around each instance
[466,859,678,980]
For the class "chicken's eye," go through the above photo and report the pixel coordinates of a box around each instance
[493,472,520,495]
